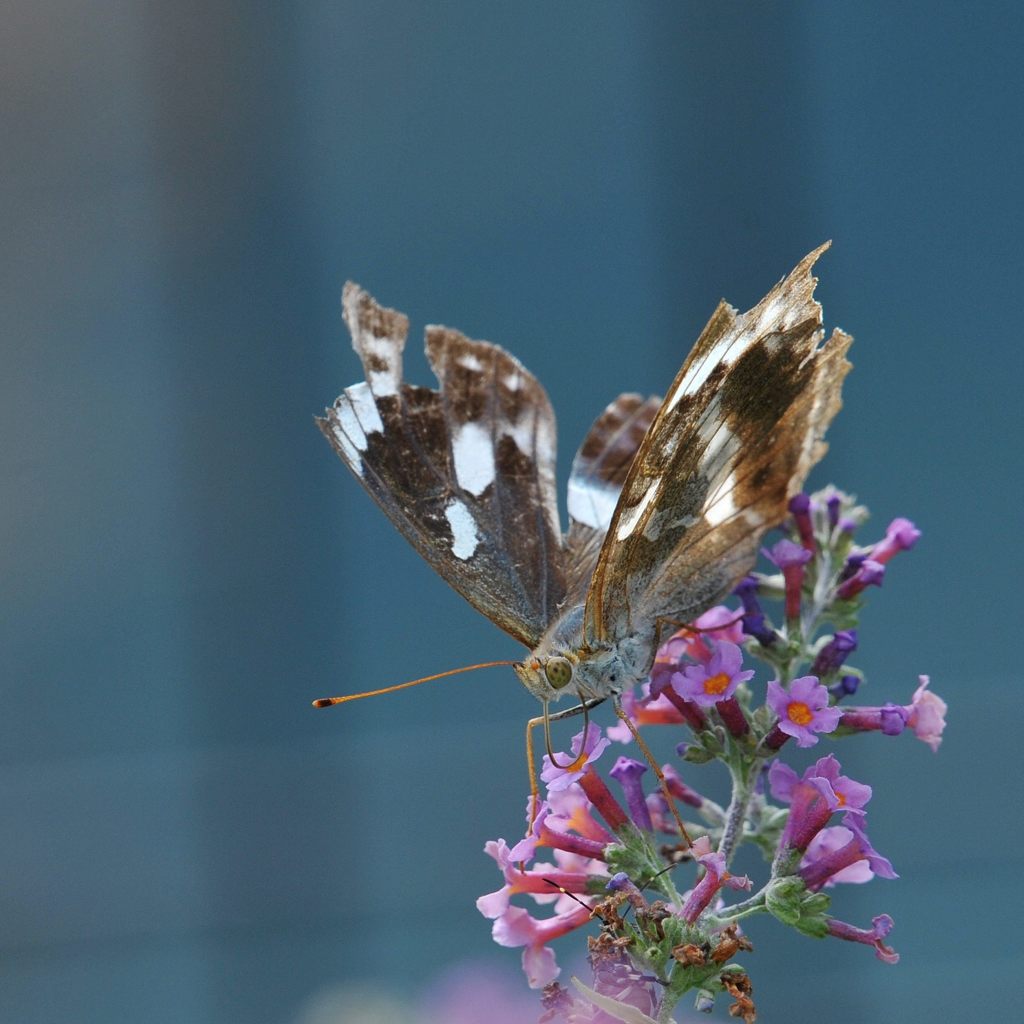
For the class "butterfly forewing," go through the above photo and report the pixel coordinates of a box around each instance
[584,243,853,645]
[318,284,566,648]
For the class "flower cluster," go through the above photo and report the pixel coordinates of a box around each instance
[479,488,943,1023]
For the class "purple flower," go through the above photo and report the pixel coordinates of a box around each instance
[733,575,777,646]
[609,757,653,832]
[828,673,860,701]
[839,675,947,750]
[766,676,842,747]
[840,703,909,737]
[777,776,838,854]
[870,517,921,564]
[765,539,812,621]
[907,675,947,752]
[540,723,610,792]
[802,826,875,886]
[811,630,858,677]
[765,538,813,570]
[826,493,842,529]
[799,811,896,890]
[769,754,872,813]
[680,836,752,924]
[788,492,815,551]
[826,913,900,964]
[673,641,755,708]
[836,558,885,600]
[606,871,646,907]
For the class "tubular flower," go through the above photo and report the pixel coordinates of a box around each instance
[870,518,921,564]
[839,675,947,750]
[788,492,816,552]
[826,914,900,964]
[836,558,885,600]
[765,539,813,621]
[733,575,778,646]
[799,811,897,891]
[680,837,752,924]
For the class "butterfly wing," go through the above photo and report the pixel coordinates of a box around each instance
[563,393,661,606]
[584,243,853,644]
[318,284,566,648]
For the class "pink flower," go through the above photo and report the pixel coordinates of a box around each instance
[906,675,947,751]
[766,676,842,747]
[491,903,592,988]
[544,785,614,846]
[476,839,592,919]
[679,836,751,923]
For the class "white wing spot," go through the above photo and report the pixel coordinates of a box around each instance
[458,352,484,372]
[504,373,522,392]
[666,334,736,411]
[616,477,662,541]
[453,421,496,496]
[503,411,535,454]
[567,478,620,530]
[347,382,384,436]
[445,499,480,559]
[361,336,401,397]
[329,413,363,474]
[704,472,738,527]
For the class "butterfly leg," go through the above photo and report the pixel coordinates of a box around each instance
[612,695,693,849]
[524,698,605,836]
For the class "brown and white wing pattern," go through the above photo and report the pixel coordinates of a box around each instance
[318,283,566,648]
[584,243,852,644]
[563,393,661,605]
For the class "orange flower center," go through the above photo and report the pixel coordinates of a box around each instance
[703,672,731,696]
[787,701,813,726]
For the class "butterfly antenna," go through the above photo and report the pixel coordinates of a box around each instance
[312,660,517,707]
[543,879,599,917]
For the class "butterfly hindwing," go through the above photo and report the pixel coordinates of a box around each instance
[318,284,566,648]
[564,393,661,606]
[584,243,853,644]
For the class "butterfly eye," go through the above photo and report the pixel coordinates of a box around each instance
[543,657,573,690]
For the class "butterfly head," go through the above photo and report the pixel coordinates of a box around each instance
[514,654,578,703]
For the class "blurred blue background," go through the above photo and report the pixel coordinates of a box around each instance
[3,3,1022,1022]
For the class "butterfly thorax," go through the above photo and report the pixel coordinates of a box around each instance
[513,603,655,705]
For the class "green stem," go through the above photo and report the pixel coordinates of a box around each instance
[717,761,755,867]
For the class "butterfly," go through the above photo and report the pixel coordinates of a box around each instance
[314,244,852,748]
